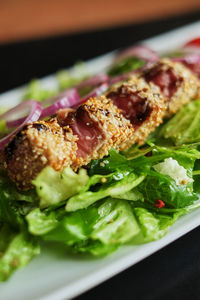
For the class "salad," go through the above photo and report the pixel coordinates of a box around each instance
[0,37,200,282]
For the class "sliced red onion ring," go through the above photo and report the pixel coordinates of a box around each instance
[76,73,109,89]
[114,45,159,63]
[7,88,80,126]
[0,100,42,149]
[172,52,200,64]
[42,88,80,107]
[80,82,109,103]
[183,46,200,54]
[7,116,25,128]
[41,88,80,119]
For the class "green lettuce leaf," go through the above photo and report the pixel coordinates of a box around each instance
[0,120,9,136]
[44,198,140,255]
[157,101,200,145]
[22,79,56,102]
[89,149,130,175]
[0,169,38,203]
[193,159,200,193]
[56,62,87,91]
[113,188,144,201]
[0,170,38,228]
[66,173,145,211]
[0,228,40,281]
[107,57,145,76]
[132,207,180,243]
[138,170,197,208]
[33,167,89,208]
[0,224,16,253]
[26,208,61,235]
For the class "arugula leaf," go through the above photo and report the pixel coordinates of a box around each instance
[138,170,197,208]
[0,224,16,253]
[89,149,130,175]
[0,185,25,229]
[193,159,200,193]
[0,170,38,229]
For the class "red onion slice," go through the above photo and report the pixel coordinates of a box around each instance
[80,82,109,103]
[7,117,25,128]
[7,88,80,126]
[183,46,200,54]
[114,45,159,63]
[41,88,80,119]
[0,100,42,149]
[43,74,109,107]
[172,52,200,64]
[42,88,80,107]
[76,73,109,89]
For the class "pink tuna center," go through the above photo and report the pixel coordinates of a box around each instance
[65,107,103,158]
[107,90,152,129]
[144,65,182,98]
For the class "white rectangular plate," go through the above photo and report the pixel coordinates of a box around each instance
[1,21,200,300]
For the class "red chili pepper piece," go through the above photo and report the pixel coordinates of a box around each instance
[154,199,165,208]
[184,37,200,48]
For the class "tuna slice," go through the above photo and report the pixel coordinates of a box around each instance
[144,63,182,98]
[59,96,134,166]
[63,105,104,158]
[106,77,166,144]
[107,87,152,129]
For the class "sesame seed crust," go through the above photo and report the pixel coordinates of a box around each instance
[107,76,166,145]
[3,119,77,190]
[73,96,134,167]
[141,58,200,117]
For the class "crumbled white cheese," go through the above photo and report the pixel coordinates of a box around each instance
[153,157,193,186]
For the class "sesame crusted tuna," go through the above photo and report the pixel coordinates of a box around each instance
[3,119,77,190]
[3,61,199,191]
[142,58,200,117]
[107,77,166,145]
[58,96,134,167]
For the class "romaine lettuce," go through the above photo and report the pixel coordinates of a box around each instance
[0,226,40,281]
[132,207,180,243]
[66,173,145,211]
[107,57,145,76]
[43,198,140,255]
[23,79,56,102]
[33,167,89,208]
[158,101,200,145]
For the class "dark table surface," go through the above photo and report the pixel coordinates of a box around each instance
[1,10,200,300]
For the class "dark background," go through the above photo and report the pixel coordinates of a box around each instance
[1,10,200,300]
[0,10,200,94]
